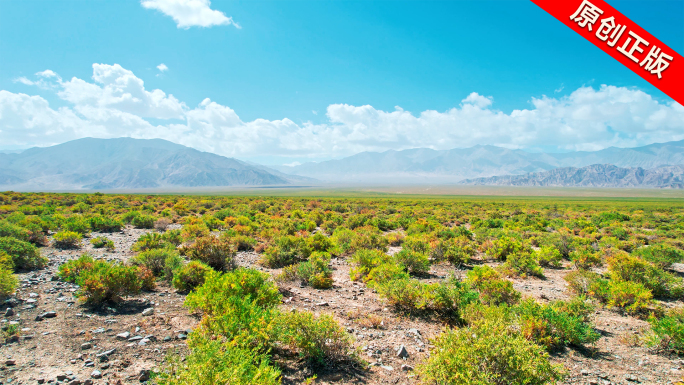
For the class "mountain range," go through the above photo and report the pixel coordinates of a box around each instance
[2,138,684,190]
[274,140,684,184]
[461,164,684,188]
[0,138,312,190]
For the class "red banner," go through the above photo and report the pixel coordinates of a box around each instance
[531,0,683,106]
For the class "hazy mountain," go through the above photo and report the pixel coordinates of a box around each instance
[274,140,684,183]
[460,164,684,188]
[0,138,311,190]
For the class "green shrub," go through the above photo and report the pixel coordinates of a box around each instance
[349,249,390,282]
[607,252,683,299]
[58,254,96,282]
[466,265,521,306]
[364,262,409,288]
[607,280,652,314]
[185,236,236,272]
[306,233,334,253]
[349,226,389,253]
[535,246,563,268]
[646,308,684,355]
[279,252,333,289]
[0,252,14,271]
[501,251,544,278]
[0,220,30,241]
[172,261,212,292]
[185,268,281,317]
[158,336,281,385]
[89,215,123,232]
[275,311,353,364]
[514,298,599,350]
[90,236,115,251]
[131,248,181,277]
[634,244,684,269]
[487,236,525,260]
[569,245,602,269]
[62,216,91,235]
[163,229,183,246]
[0,264,18,298]
[132,214,155,229]
[417,322,565,385]
[163,253,184,282]
[53,230,82,249]
[393,249,430,275]
[0,236,47,271]
[72,260,142,303]
[374,277,423,310]
[131,232,167,252]
[440,236,476,265]
[261,236,311,268]
[137,265,156,291]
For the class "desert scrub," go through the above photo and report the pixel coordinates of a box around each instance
[131,232,167,252]
[278,252,333,289]
[90,236,114,251]
[158,335,281,385]
[514,298,599,350]
[53,230,82,249]
[465,265,521,306]
[570,245,602,269]
[500,251,544,278]
[646,308,684,354]
[348,249,391,282]
[131,214,155,229]
[59,256,142,304]
[260,235,311,268]
[275,311,354,364]
[486,236,525,260]
[131,248,181,278]
[417,322,565,385]
[172,261,212,292]
[607,252,684,299]
[393,249,430,275]
[0,264,18,298]
[185,236,236,272]
[0,236,47,271]
[88,215,123,232]
[634,243,684,269]
[439,236,476,265]
[535,245,563,267]
[564,270,653,314]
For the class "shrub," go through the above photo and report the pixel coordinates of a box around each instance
[535,246,563,267]
[634,244,684,269]
[89,215,123,232]
[132,232,167,252]
[181,223,211,243]
[440,236,476,265]
[570,245,602,269]
[466,265,521,306]
[0,220,30,241]
[279,252,333,289]
[137,266,156,291]
[306,233,334,253]
[72,260,142,303]
[364,263,409,288]
[185,268,281,316]
[62,216,91,235]
[131,248,181,277]
[349,226,389,253]
[0,236,47,271]
[564,270,605,297]
[163,229,183,246]
[348,249,391,282]
[607,252,683,299]
[132,214,155,229]
[417,322,565,385]
[154,217,172,232]
[393,249,430,275]
[90,236,115,251]
[185,236,236,272]
[374,278,423,310]
[607,280,652,314]
[172,261,212,292]
[0,264,18,298]
[646,308,684,354]
[487,236,525,260]
[53,230,82,249]
[275,311,353,364]
[514,298,599,350]
[501,251,544,278]
[158,336,281,385]
[58,254,96,282]
[261,236,311,268]
[163,253,184,282]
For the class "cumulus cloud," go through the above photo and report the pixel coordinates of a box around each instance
[157,63,169,72]
[141,0,240,29]
[2,63,683,162]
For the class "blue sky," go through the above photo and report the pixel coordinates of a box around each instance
[1,0,683,165]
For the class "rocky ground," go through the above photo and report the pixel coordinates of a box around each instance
[1,227,684,385]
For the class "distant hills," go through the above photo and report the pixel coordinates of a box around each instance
[275,140,684,184]
[0,138,312,190]
[461,164,684,188]
[3,138,684,190]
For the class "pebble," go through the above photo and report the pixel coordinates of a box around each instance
[81,342,92,350]
[142,307,154,316]
[116,331,131,340]
[396,345,409,358]
[91,370,102,379]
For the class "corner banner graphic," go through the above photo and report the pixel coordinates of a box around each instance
[531,0,683,106]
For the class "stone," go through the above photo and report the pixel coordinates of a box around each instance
[81,342,92,350]
[142,307,154,316]
[177,333,187,340]
[401,364,413,372]
[139,369,151,382]
[91,370,102,379]
[116,331,131,340]
[5,359,16,366]
[396,345,409,358]
[128,335,143,342]
[4,307,13,316]
[380,365,394,371]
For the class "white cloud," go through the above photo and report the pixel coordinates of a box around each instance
[141,0,240,29]
[157,63,169,72]
[2,63,684,161]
